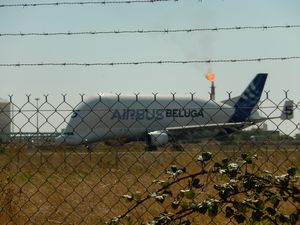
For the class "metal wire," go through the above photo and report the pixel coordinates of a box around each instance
[0,0,180,8]
[1,25,299,37]
[0,93,299,224]
[1,56,299,67]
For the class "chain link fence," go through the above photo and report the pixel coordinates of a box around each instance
[0,92,299,224]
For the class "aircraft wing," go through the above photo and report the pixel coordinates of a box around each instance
[165,121,254,141]
[165,99,294,142]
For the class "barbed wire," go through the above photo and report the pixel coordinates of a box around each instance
[0,0,180,8]
[1,25,299,37]
[1,56,299,67]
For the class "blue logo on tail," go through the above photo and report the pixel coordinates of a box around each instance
[229,73,268,122]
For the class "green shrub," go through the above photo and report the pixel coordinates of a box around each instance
[108,153,299,225]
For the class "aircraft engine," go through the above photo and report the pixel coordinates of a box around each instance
[147,131,169,146]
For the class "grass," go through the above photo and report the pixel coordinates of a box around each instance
[0,141,299,224]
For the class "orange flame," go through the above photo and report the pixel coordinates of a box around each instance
[205,72,215,81]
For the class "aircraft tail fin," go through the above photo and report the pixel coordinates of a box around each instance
[229,73,268,122]
[280,100,294,120]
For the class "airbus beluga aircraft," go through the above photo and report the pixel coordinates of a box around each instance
[55,73,293,148]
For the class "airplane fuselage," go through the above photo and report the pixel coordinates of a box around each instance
[57,95,235,145]
[56,74,273,147]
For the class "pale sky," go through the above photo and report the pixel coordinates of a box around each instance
[0,0,299,134]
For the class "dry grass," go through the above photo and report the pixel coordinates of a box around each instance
[0,142,299,224]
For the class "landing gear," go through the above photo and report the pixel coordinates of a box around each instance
[84,139,90,151]
[145,145,157,151]
[84,139,98,152]
[144,132,158,151]
[169,136,184,151]
[170,143,184,151]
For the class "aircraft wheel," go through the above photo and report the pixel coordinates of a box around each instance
[145,145,157,151]
[171,143,184,151]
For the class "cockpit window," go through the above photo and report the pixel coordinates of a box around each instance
[71,111,78,118]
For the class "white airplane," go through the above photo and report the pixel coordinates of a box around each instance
[55,73,293,148]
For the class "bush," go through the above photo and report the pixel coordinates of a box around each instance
[108,152,299,225]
